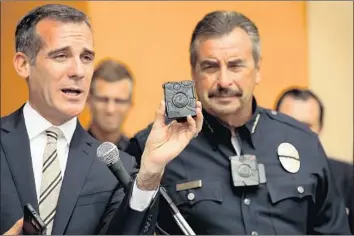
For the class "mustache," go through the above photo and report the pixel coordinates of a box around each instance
[208,88,243,98]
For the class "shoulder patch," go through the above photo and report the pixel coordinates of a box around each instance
[264,109,316,136]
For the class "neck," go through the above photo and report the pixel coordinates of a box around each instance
[28,100,71,126]
[89,123,122,144]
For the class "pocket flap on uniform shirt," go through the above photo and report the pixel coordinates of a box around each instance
[267,177,316,204]
[164,179,223,206]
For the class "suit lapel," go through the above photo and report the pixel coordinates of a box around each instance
[52,123,95,235]
[0,107,39,211]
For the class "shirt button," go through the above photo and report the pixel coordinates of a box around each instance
[244,198,251,205]
[297,186,304,194]
[187,192,195,201]
[251,231,258,235]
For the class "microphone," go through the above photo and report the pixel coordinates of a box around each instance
[97,142,131,190]
[96,142,196,235]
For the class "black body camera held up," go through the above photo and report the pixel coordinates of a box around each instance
[163,80,197,122]
[230,155,266,187]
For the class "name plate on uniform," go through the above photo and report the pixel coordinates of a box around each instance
[176,180,202,191]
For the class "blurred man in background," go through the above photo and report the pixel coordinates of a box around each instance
[87,59,133,151]
[275,87,354,232]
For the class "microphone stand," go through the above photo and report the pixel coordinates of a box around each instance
[159,186,196,235]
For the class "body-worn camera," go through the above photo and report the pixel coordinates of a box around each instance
[163,80,197,122]
[230,155,266,187]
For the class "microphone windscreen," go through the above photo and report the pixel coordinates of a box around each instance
[97,142,120,166]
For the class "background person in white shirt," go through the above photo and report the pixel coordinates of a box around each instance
[0,4,203,235]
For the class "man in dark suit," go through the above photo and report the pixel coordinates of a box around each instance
[275,87,354,233]
[0,4,203,235]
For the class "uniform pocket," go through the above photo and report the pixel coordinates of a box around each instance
[265,176,317,234]
[267,177,316,204]
[164,179,223,206]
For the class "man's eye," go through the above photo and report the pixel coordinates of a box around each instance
[82,55,94,63]
[229,64,244,72]
[203,65,218,71]
[54,54,67,61]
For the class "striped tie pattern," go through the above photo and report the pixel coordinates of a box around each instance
[39,127,63,235]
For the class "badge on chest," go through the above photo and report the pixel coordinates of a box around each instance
[277,142,300,174]
[230,155,266,187]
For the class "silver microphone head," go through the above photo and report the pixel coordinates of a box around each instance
[97,142,120,166]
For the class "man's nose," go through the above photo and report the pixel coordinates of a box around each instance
[67,58,85,80]
[217,66,233,88]
[106,100,116,113]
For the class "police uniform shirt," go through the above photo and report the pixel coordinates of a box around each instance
[126,97,351,235]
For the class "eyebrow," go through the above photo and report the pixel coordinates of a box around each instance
[228,59,245,66]
[199,58,245,68]
[47,46,95,58]
[47,46,70,57]
[82,48,95,58]
[199,60,219,68]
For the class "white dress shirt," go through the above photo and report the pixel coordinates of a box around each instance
[231,131,241,156]
[23,102,156,212]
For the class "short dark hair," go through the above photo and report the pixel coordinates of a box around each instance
[90,59,134,95]
[15,4,91,64]
[275,88,325,129]
[190,11,261,69]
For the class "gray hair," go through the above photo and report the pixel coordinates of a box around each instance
[190,11,261,69]
[15,4,91,64]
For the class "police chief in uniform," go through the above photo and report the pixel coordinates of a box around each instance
[126,11,351,234]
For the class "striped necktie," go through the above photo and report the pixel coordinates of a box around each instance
[39,127,63,235]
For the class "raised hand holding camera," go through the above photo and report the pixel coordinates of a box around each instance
[136,81,203,191]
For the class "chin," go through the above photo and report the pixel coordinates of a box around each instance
[211,104,241,115]
[60,103,85,118]
[101,126,118,133]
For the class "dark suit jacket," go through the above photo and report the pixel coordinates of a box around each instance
[0,106,158,234]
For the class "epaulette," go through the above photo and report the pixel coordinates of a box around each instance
[263,108,316,136]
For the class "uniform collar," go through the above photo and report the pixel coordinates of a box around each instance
[202,97,262,149]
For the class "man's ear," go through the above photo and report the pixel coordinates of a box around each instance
[13,52,30,79]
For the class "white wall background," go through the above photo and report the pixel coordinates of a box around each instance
[307,1,353,163]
